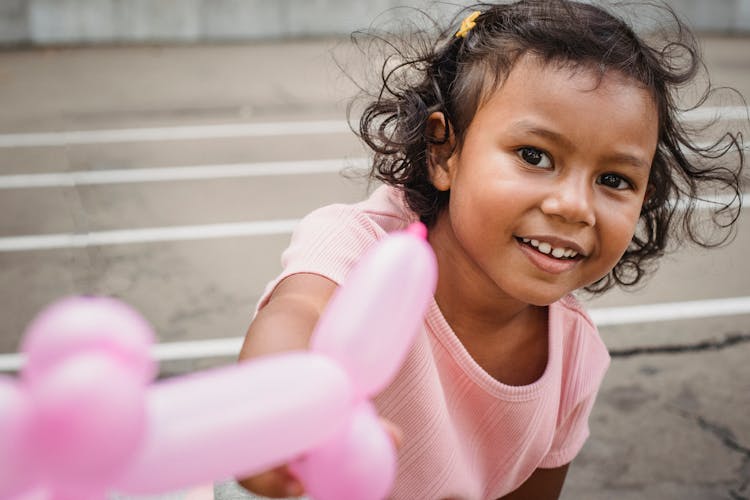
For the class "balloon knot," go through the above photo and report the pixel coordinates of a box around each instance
[405,222,427,240]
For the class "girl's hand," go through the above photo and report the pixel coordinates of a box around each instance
[237,418,403,498]
[238,465,305,498]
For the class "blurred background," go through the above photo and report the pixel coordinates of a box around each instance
[0,1,748,499]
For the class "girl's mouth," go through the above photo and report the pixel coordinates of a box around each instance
[515,237,583,275]
[515,237,581,261]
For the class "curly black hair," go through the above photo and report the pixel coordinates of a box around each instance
[355,0,745,293]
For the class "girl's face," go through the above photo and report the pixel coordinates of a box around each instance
[429,55,658,309]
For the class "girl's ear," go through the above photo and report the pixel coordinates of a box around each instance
[426,111,455,192]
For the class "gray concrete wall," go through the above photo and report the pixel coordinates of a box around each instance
[1,0,749,46]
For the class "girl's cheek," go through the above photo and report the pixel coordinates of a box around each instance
[607,213,643,250]
[495,177,549,199]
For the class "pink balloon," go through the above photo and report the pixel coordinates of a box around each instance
[0,376,35,498]
[290,401,396,500]
[6,224,437,499]
[6,487,51,500]
[28,351,147,493]
[116,352,356,494]
[310,223,437,398]
[22,296,156,385]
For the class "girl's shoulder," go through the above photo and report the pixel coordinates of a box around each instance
[274,186,415,288]
[553,294,597,331]
[549,294,610,397]
[353,185,418,232]
[300,185,416,237]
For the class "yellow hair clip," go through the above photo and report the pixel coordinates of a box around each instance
[455,11,481,38]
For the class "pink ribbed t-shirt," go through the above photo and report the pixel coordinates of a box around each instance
[256,186,610,499]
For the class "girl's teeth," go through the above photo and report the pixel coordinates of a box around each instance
[521,237,578,260]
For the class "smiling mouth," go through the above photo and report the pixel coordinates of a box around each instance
[515,237,582,261]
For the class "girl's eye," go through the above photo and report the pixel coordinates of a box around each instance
[517,147,552,168]
[598,173,632,190]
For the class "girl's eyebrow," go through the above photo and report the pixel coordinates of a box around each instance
[512,120,575,150]
[601,152,652,170]
[512,120,651,169]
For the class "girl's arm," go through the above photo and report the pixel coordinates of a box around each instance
[239,272,338,359]
[500,464,570,500]
[237,272,338,498]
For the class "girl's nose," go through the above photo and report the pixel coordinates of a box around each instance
[539,175,596,226]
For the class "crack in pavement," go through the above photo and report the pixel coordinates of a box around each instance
[730,459,750,500]
[685,413,750,459]
[672,407,750,499]
[609,332,750,358]
[610,332,750,498]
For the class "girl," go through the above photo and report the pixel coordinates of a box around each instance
[238,1,744,498]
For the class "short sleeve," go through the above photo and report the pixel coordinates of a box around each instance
[255,203,382,312]
[537,392,597,468]
[537,297,610,469]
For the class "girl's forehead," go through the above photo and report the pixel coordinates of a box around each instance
[470,55,659,156]
[481,54,657,117]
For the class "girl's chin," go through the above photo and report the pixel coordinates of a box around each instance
[508,283,578,308]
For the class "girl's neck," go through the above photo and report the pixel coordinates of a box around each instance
[434,276,540,338]
[428,215,538,336]
[433,257,549,385]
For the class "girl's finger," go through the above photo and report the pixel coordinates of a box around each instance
[380,418,404,449]
[238,466,305,498]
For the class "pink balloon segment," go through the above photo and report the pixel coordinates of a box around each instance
[0,222,437,500]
